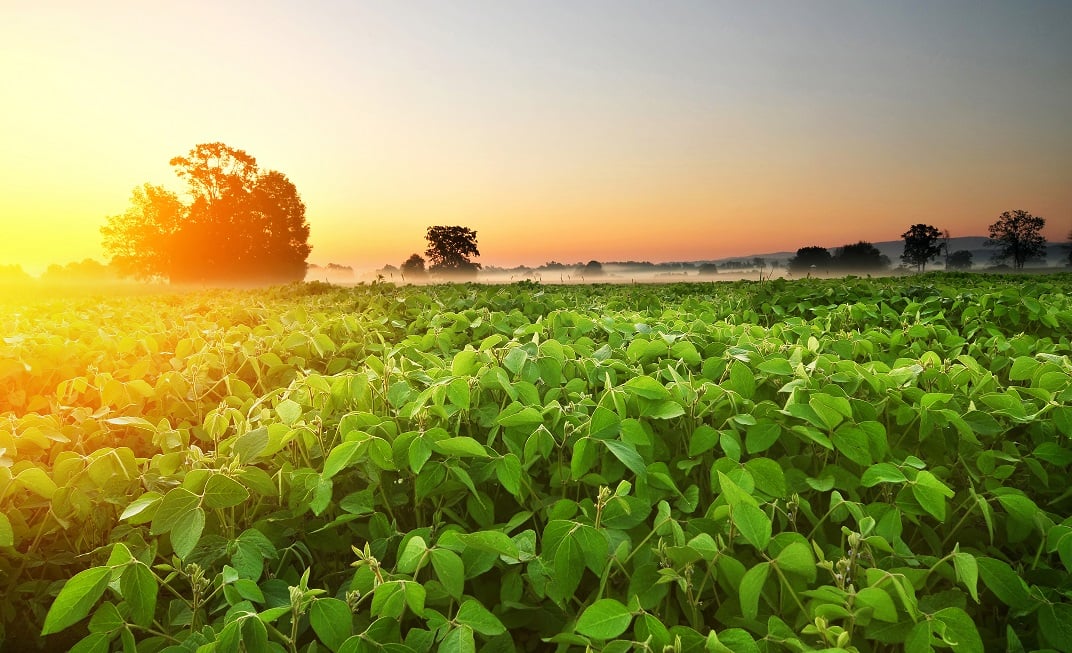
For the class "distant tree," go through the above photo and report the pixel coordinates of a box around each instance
[1066,229,1072,267]
[41,259,120,282]
[425,226,480,278]
[947,250,973,270]
[787,246,833,273]
[833,241,890,271]
[580,260,604,277]
[697,263,719,275]
[985,209,1046,269]
[401,253,427,279]
[941,229,952,268]
[0,264,31,282]
[900,224,944,272]
[102,143,311,284]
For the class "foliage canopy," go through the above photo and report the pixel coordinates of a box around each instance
[101,143,311,284]
[900,223,945,272]
[424,226,480,278]
[986,209,1046,270]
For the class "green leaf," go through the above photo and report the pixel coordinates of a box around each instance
[203,474,250,509]
[456,599,506,636]
[933,607,983,653]
[774,541,815,582]
[855,587,897,622]
[733,503,772,551]
[624,376,670,400]
[0,512,13,547]
[496,453,522,497]
[120,563,158,627]
[170,507,205,559]
[861,463,907,486]
[397,536,428,574]
[310,598,353,652]
[1039,603,1072,652]
[150,487,200,535]
[912,471,954,521]
[496,404,543,427]
[435,436,489,458]
[739,562,770,621]
[575,598,633,640]
[758,358,794,375]
[745,458,786,498]
[42,566,111,635]
[447,377,470,410]
[832,425,872,466]
[431,548,465,599]
[324,440,363,479]
[276,398,302,425]
[952,551,979,603]
[809,393,852,430]
[16,467,57,499]
[88,601,124,634]
[745,422,781,455]
[233,427,269,462]
[603,439,648,478]
[68,632,111,653]
[440,625,476,653]
[977,557,1032,610]
[553,531,586,601]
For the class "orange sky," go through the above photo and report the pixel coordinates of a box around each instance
[2,2,1070,275]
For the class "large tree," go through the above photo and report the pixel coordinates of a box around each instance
[947,250,973,270]
[787,246,832,273]
[101,183,185,280]
[102,143,311,284]
[833,241,890,271]
[985,209,1046,270]
[900,223,944,272]
[425,226,480,278]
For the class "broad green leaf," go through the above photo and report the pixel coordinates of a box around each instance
[757,358,794,375]
[310,598,353,652]
[233,427,269,462]
[733,503,771,551]
[603,439,648,478]
[68,632,111,653]
[575,599,633,640]
[861,463,907,486]
[624,376,669,400]
[276,399,302,425]
[496,404,543,427]
[1039,603,1072,652]
[120,563,158,627]
[170,507,205,559]
[855,587,897,622]
[774,541,815,581]
[0,512,13,547]
[435,436,489,458]
[150,487,200,535]
[832,425,872,466]
[952,551,979,603]
[431,548,465,599]
[745,422,781,455]
[739,562,770,621]
[745,458,786,498]
[456,599,506,636]
[16,467,57,499]
[912,471,954,521]
[977,557,1032,610]
[933,607,983,653]
[88,601,124,634]
[809,393,852,430]
[496,453,522,497]
[203,474,250,509]
[440,625,476,653]
[42,566,111,635]
[553,532,586,601]
[397,536,428,574]
[324,440,363,479]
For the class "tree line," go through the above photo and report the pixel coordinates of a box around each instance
[787,210,1052,275]
[97,143,1064,283]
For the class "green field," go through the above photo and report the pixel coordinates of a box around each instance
[2,275,1071,652]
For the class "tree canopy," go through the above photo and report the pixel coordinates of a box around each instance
[787,246,833,273]
[900,224,944,272]
[401,253,427,279]
[101,143,311,284]
[985,209,1046,270]
[947,250,973,270]
[833,241,890,271]
[425,226,480,278]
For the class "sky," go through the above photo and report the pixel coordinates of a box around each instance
[2,1,1070,274]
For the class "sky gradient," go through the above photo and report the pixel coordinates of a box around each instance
[3,1,1070,274]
